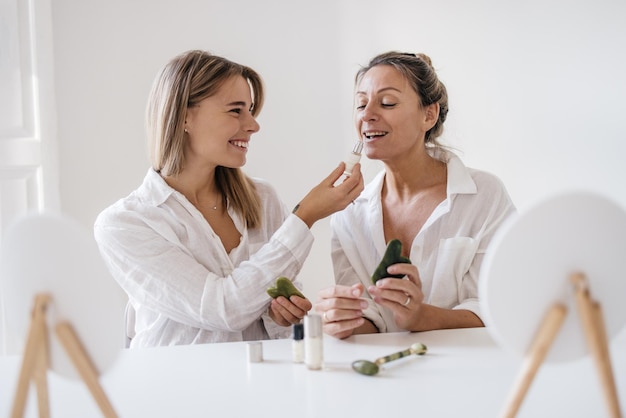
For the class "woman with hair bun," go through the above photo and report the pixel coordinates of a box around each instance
[316,51,515,339]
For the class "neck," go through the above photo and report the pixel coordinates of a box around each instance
[162,168,221,210]
[383,150,447,201]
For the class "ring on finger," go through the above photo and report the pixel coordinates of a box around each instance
[403,295,411,307]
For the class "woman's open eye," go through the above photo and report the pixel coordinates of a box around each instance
[229,108,242,114]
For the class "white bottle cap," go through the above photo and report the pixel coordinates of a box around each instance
[247,342,263,363]
[304,314,322,338]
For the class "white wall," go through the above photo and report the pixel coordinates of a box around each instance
[51,0,626,299]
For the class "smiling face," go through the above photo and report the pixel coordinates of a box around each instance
[354,65,438,162]
[183,75,260,171]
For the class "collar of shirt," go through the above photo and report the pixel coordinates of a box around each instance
[136,168,177,207]
[358,149,478,208]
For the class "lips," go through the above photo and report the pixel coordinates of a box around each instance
[229,140,249,149]
[362,131,388,141]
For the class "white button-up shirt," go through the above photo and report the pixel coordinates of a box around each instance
[94,169,313,347]
[330,150,516,332]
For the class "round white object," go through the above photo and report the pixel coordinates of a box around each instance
[479,191,626,362]
[0,212,126,378]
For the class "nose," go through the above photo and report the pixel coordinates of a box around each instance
[243,112,260,133]
[359,102,378,122]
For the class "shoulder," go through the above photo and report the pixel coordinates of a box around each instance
[94,190,149,231]
[445,150,510,199]
[468,168,510,196]
[462,168,517,220]
[444,150,515,215]
[94,171,164,229]
[249,177,278,196]
[248,177,283,207]
[248,176,289,223]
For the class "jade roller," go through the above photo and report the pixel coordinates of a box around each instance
[351,342,428,376]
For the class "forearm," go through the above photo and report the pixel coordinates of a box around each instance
[352,318,379,335]
[409,304,484,332]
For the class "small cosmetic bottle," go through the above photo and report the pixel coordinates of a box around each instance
[292,323,304,363]
[343,139,364,176]
[247,342,263,363]
[304,314,323,370]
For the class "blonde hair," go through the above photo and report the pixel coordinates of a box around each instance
[356,51,449,148]
[146,50,263,228]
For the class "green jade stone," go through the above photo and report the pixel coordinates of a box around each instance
[266,276,305,299]
[371,239,412,284]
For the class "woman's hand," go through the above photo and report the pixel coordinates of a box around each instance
[269,295,312,327]
[366,263,425,330]
[293,162,364,228]
[314,283,372,339]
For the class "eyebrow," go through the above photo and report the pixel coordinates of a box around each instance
[225,101,247,107]
[355,86,403,95]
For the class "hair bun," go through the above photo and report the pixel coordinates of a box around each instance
[416,53,433,68]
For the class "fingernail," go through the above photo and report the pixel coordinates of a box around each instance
[352,288,361,297]
[360,300,368,309]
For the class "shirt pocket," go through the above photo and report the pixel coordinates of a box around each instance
[430,237,478,307]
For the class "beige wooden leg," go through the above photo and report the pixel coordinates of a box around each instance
[33,326,50,418]
[500,303,567,418]
[10,294,50,418]
[55,322,118,418]
[571,273,622,418]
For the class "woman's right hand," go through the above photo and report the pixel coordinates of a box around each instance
[293,162,363,228]
[314,283,370,339]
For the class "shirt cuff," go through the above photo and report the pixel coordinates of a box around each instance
[262,311,292,339]
[273,214,314,263]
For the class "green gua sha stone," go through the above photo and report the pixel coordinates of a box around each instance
[266,276,305,299]
[371,239,412,284]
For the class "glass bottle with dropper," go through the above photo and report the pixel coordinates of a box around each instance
[343,139,364,177]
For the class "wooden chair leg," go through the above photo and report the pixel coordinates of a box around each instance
[571,273,622,418]
[33,335,50,418]
[500,303,567,418]
[10,294,50,418]
[593,302,622,418]
[55,322,118,418]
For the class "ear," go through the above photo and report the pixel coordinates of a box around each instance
[184,107,196,133]
[423,103,440,131]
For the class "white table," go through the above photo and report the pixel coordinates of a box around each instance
[2,327,625,417]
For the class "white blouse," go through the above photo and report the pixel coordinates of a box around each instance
[94,169,313,347]
[330,150,516,333]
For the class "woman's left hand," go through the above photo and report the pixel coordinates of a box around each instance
[269,295,312,326]
[366,262,424,330]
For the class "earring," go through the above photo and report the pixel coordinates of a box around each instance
[184,128,188,133]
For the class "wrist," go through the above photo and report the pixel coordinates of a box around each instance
[292,203,314,228]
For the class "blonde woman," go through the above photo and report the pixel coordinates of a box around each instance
[95,50,363,347]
